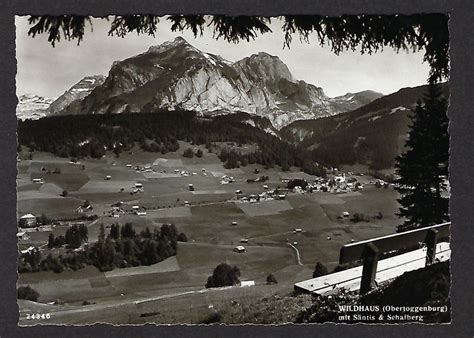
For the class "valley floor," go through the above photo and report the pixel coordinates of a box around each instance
[17,142,401,325]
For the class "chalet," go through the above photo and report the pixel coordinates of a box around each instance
[20,246,35,254]
[293,186,304,194]
[221,175,234,185]
[19,214,37,227]
[75,204,92,214]
[16,231,30,241]
[233,246,246,253]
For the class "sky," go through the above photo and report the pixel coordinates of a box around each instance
[16,16,431,99]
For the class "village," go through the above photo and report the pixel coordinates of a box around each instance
[16,140,404,325]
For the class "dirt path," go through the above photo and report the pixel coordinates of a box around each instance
[288,243,303,266]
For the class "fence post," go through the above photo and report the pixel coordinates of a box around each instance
[360,242,379,295]
[425,228,439,266]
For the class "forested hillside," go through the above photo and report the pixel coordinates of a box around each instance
[18,111,325,176]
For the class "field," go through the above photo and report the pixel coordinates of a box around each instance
[17,142,402,325]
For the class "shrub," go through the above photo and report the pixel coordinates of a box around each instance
[351,213,369,223]
[266,273,278,284]
[177,233,188,242]
[200,312,222,324]
[313,262,328,278]
[205,263,240,288]
[17,286,40,301]
[183,148,194,158]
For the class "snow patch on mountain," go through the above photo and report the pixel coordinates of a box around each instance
[16,94,54,120]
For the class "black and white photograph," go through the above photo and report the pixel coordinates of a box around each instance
[15,14,451,325]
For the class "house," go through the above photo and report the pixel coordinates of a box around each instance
[233,246,246,253]
[231,221,238,226]
[188,184,195,191]
[221,175,234,185]
[263,184,269,189]
[342,211,350,218]
[240,280,255,287]
[293,186,304,194]
[32,178,43,184]
[136,211,147,216]
[20,246,35,255]
[239,238,249,243]
[75,204,92,214]
[184,201,190,206]
[19,214,37,227]
[334,174,346,183]
[294,228,302,233]
[135,183,143,189]
[235,189,243,195]
[105,175,111,180]
[16,231,30,241]
[126,164,133,168]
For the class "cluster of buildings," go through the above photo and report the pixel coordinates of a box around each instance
[125,163,154,173]
[220,175,235,185]
[306,174,364,194]
[234,188,288,204]
[108,201,147,217]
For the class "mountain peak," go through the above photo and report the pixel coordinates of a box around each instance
[147,36,195,54]
[50,41,383,128]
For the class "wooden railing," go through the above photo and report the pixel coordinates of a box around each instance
[339,222,450,294]
[294,222,451,295]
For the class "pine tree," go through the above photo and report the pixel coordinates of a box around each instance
[395,82,449,232]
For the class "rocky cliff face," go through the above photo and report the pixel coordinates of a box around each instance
[47,75,106,115]
[54,37,381,128]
